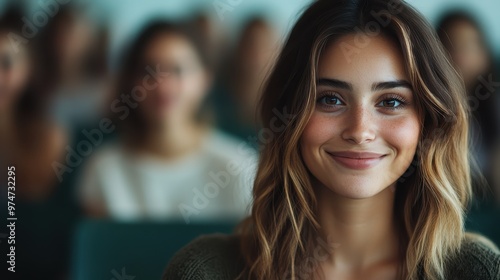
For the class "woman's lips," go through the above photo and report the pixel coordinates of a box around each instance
[327,151,386,170]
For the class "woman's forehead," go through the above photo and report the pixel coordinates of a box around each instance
[317,34,409,89]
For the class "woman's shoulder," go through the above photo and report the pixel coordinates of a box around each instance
[162,234,246,280]
[445,233,500,279]
[204,130,258,162]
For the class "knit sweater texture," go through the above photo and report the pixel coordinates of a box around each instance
[163,233,500,280]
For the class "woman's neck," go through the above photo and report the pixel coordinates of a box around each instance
[133,120,207,160]
[315,183,401,274]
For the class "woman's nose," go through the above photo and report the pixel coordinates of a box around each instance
[340,106,376,144]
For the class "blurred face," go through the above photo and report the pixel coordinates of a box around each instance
[136,33,209,125]
[300,34,421,199]
[445,20,489,88]
[240,23,276,71]
[54,17,94,66]
[237,23,277,111]
[0,34,30,112]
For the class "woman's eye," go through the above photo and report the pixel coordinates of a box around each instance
[318,95,343,106]
[378,98,403,108]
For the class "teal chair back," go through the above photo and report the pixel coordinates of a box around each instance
[465,205,500,247]
[71,220,236,280]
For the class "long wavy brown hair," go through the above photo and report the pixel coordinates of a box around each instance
[236,0,474,279]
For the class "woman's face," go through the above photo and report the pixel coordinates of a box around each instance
[300,34,421,199]
[135,33,209,125]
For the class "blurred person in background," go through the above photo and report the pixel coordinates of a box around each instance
[188,11,228,74]
[0,5,80,280]
[39,5,110,133]
[78,20,257,222]
[0,6,68,207]
[215,17,280,140]
[437,11,500,247]
[437,11,499,199]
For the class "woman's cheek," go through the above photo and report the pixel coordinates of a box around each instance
[302,113,340,146]
[382,115,420,156]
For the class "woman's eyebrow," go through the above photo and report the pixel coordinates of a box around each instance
[317,78,412,91]
[372,80,412,91]
[316,78,352,90]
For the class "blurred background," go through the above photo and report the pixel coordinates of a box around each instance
[0,0,498,279]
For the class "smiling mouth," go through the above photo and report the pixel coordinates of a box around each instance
[327,151,387,170]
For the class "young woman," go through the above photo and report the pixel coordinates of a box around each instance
[78,21,256,222]
[164,0,500,279]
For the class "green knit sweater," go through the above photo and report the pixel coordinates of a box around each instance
[163,234,500,280]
